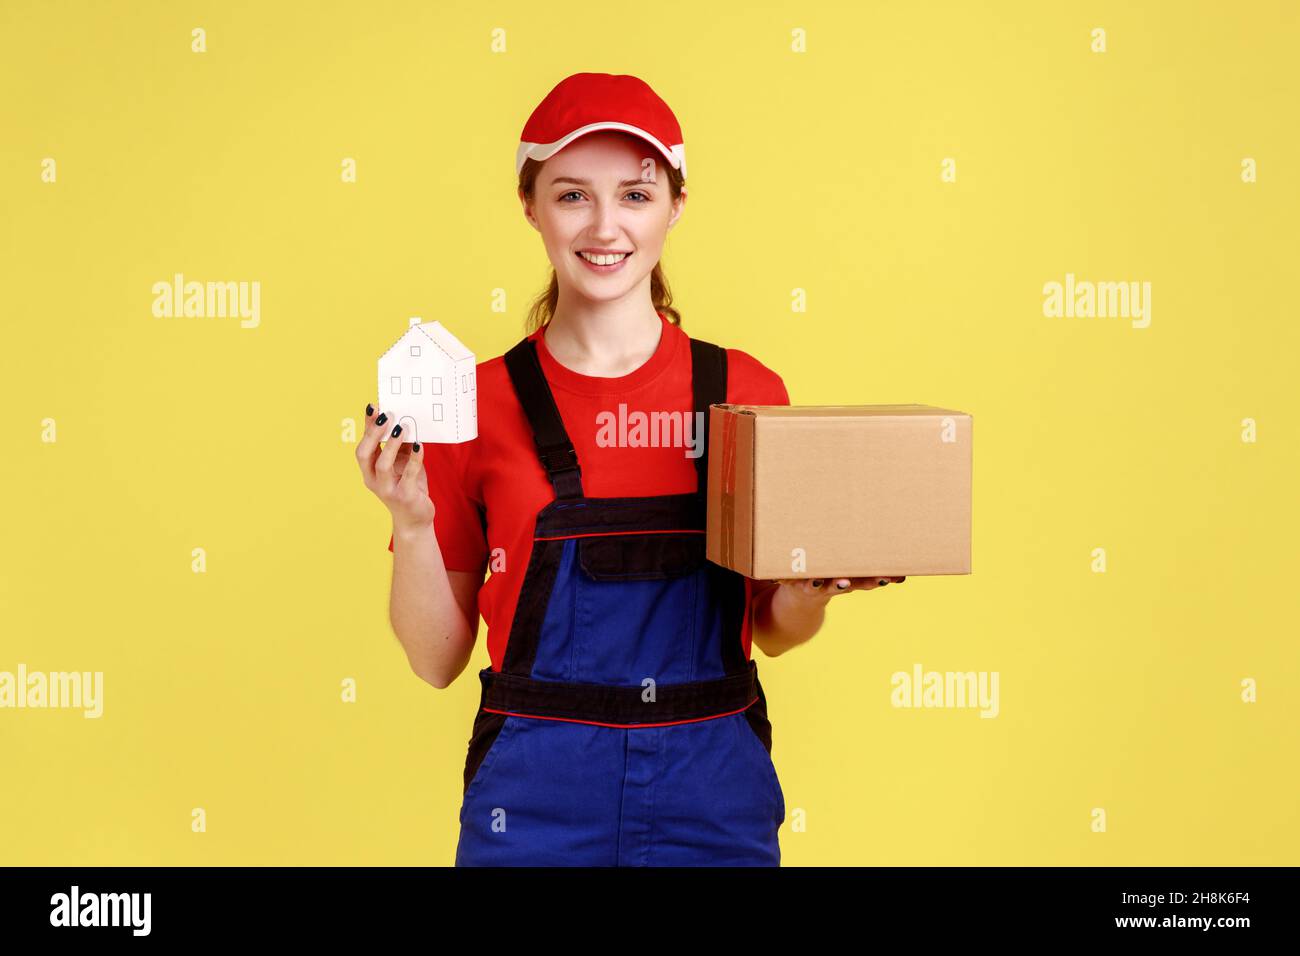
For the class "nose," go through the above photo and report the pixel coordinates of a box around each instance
[587,195,621,243]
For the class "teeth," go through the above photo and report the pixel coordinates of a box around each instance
[579,251,628,265]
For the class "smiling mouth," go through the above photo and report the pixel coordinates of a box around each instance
[576,251,632,265]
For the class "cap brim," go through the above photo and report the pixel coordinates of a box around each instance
[516,122,686,178]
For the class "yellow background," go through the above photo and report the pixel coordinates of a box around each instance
[2,0,1296,865]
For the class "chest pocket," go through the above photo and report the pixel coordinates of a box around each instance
[577,530,707,582]
[566,530,708,684]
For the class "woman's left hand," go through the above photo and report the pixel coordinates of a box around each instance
[770,576,906,603]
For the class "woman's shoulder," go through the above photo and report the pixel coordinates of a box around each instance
[475,351,509,378]
[721,345,790,406]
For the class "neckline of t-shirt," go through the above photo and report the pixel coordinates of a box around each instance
[529,310,679,396]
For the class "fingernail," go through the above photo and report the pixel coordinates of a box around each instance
[811,579,823,588]
[391,424,402,437]
[878,579,889,586]
[375,412,388,426]
[836,581,848,589]
[366,403,374,417]
[412,442,421,452]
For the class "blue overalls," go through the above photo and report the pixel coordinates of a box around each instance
[454,334,786,866]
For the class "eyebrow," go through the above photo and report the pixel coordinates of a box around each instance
[548,177,657,188]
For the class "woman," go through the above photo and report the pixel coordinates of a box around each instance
[357,72,904,866]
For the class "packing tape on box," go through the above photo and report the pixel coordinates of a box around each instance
[719,411,738,569]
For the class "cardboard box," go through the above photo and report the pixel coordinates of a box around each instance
[706,404,972,579]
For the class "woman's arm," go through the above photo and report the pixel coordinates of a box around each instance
[749,580,828,657]
[749,576,906,657]
[357,403,485,689]
[389,523,483,688]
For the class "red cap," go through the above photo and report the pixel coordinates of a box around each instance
[516,72,686,178]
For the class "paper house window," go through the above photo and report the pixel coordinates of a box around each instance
[410,345,421,357]
[433,403,444,421]
[411,377,422,394]
[390,376,401,394]
[462,375,468,392]
[432,376,442,394]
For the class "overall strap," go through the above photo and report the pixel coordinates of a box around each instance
[504,338,584,499]
[688,338,727,496]
[504,332,729,501]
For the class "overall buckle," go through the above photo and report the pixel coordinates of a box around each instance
[537,441,580,475]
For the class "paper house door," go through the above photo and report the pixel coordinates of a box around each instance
[377,317,477,444]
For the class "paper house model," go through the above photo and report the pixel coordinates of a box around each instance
[377,317,477,444]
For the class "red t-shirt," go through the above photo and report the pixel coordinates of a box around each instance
[387,311,791,672]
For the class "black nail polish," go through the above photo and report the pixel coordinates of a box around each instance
[811,579,823,588]
[878,579,889,586]
[375,413,387,426]
[391,424,402,437]
[412,442,421,452]
[366,403,374,417]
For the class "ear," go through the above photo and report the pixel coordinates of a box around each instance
[667,186,687,231]
[519,187,540,232]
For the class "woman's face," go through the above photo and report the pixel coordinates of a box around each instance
[521,130,685,306]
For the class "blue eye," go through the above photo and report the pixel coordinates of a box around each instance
[558,191,651,202]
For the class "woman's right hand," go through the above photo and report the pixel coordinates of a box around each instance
[356,402,435,534]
